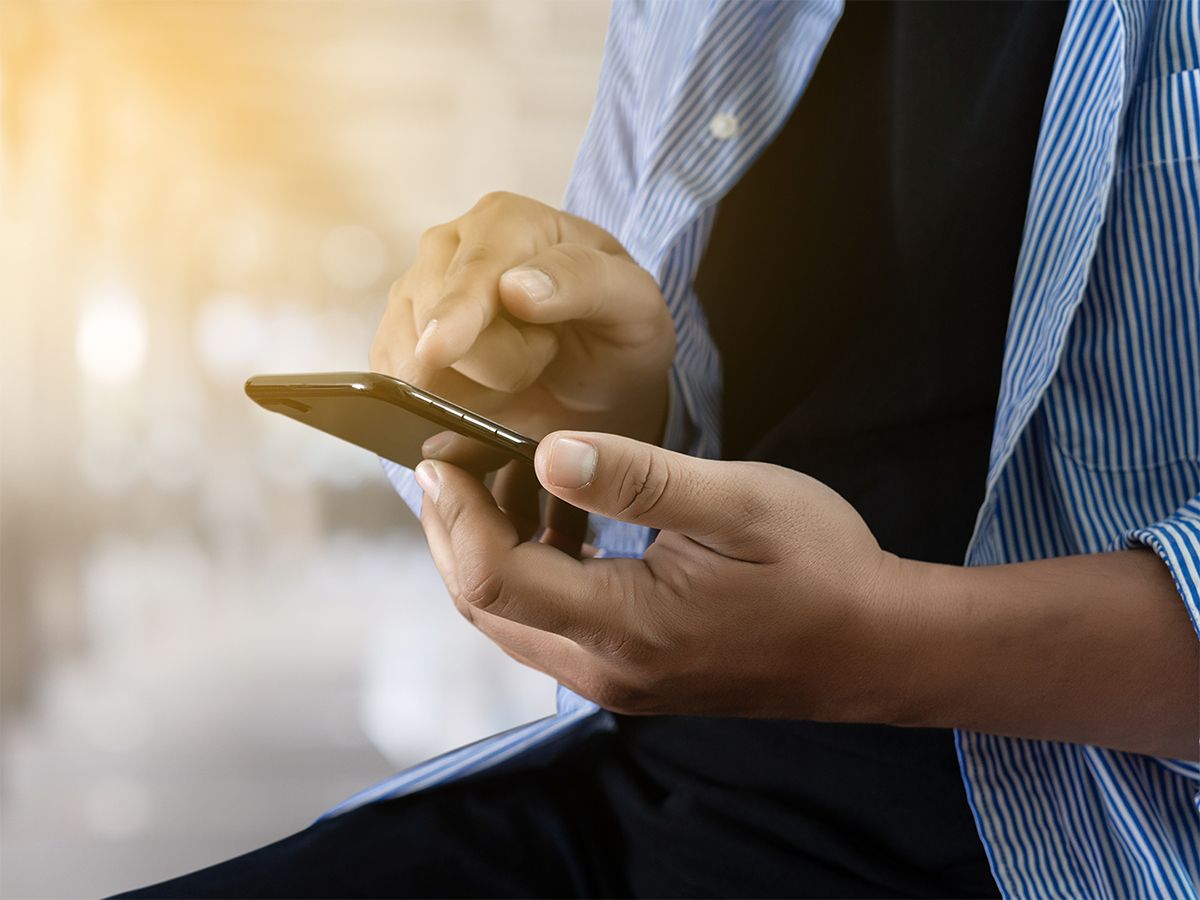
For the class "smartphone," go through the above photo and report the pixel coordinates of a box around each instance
[244,371,539,469]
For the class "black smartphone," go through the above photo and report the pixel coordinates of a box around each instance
[244,371,539,469]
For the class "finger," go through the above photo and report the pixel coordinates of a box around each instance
[422,430,531,474]
[420,490,461,598]
[448,319,559,393]
[417,459,643,644]
[370,291,435,386]
[498,243,672,340]
[492,460,541,543]
[372,227,458,379]
[413,241,509,370]
[541,496,587,559]
[447,589,591,682]
[534,430,770,557]
[418,367,505,413]
[424,498,586,679]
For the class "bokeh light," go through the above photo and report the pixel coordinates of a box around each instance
[79,427,145,494]
[75,285,148,385]
[2,1,609,895]
[194,292,266,383]
[144,417,207,492]
[319,224,386,291]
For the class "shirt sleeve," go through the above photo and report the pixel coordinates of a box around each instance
[1121,492,1200,639]
[1118,491,1200,780]
[662,365,698,454]
[381,458,424,519]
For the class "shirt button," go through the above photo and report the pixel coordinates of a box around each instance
[708,112,740,140]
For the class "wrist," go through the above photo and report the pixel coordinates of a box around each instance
[852,553,959,730]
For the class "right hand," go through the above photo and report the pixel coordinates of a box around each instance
[369,191,675,543]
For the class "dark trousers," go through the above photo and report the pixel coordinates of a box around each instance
[118,716,998,899]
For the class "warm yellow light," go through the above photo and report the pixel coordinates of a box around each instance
[75,285,148,384]
[194,291,263,382]
[319,224,385,291]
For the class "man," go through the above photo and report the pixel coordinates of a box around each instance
[127,0,1199,896]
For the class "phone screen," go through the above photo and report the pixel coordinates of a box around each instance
[245,372,538,470]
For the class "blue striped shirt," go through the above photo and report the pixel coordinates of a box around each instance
[332,1,1200,895]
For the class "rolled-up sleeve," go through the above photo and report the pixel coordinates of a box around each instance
[1121,492,1200,784]
[1123,493,1200,641]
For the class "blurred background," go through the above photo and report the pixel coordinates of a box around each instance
[0,1,609,895]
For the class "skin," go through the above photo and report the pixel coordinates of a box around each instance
[369,191,673,454]
[373,192,1200,762]
[369,190,673,548]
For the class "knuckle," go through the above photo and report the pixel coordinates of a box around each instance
[590,673,652,715]
[417,223,453,253]
[449,242,494,275]
[450,594,477,626]
[615,452,672,521]
[548,241,595,269]
[462,192,559,256]
[546,243,600,289]
[459,565,506,614]
[472,190,517,214]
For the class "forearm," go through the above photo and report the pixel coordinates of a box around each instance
[882,549,1199,759]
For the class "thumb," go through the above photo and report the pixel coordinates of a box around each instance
[534,431,758,552]
[498,243,672,342]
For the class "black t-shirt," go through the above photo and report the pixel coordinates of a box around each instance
[694,0,1068,565]
[613,3,1068,896]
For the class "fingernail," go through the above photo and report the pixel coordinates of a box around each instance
[415,319,439,359]
[414,460,442,502]
[502,267,555,303]
[422,432,453,459]
[547,437,597,489]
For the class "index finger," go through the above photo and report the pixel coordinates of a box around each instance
[413,241,514,370]
[417,459,641,648]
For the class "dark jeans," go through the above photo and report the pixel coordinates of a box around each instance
[118,716,998,899]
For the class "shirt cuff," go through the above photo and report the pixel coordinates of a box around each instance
[1118,493,1200,780]
[1119,493,1200,640]
[381,457,424,518]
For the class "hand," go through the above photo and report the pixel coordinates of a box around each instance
[415,430,1200,757]
[369,192,675,465]
[414,430,906,721]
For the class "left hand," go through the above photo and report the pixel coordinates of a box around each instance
[414,431,910,721]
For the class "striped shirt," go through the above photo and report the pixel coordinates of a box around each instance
[331,1,1200,895]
